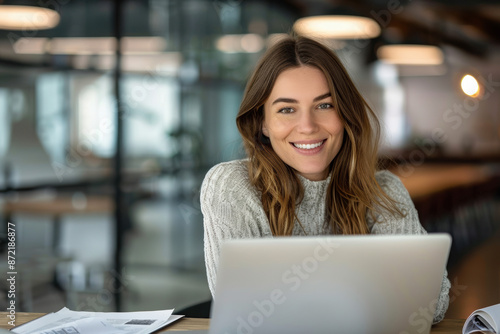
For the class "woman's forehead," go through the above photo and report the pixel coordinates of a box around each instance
[267,66,330,102]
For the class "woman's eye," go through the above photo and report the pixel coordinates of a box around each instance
[278,107,294,114]
[317,103,333,109]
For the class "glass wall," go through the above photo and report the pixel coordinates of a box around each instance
[0,0,300,313]
[0,0,499,316]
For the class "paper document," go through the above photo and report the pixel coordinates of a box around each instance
[11,307,184,334]
[463,303,500,334]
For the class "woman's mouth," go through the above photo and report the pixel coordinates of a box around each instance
[292,140,325,150]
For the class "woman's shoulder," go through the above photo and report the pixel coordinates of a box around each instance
[201,159,256,199]
[371,170,424,234]
[205,158,249,175]
[374,170,410,200]
[374,169,400,185]
[202,159,249,186]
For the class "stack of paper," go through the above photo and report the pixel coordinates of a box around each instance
[463,303,500,334]
[11,307,183,334]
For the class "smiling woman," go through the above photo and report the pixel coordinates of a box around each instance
[200,34,451,324]
[235,35,399,237]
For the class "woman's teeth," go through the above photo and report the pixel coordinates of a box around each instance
[293,141,323,150]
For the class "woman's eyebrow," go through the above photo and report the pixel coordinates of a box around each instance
[271,92,331,105]
[271,97,297,105]
[313,92,331,102]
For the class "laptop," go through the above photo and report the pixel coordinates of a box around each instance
[207,233,451,334]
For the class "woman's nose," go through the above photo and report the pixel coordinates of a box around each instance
[296,111,319,134]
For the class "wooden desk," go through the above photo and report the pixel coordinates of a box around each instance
[0,312,464,333]
[3,195,113,251]
[3,195,113,215]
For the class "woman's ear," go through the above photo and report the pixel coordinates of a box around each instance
[262,121,269,137]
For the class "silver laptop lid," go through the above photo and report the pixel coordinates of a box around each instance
[209,234,451,334]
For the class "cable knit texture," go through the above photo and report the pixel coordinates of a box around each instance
[201,159,451,323]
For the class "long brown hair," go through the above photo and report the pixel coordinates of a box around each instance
[236,35,403,236]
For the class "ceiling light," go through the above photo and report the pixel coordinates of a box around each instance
[293,15,381,39]
[377,45,444,65]
[13,37,168,55]
[266,33,288,47]
[50,37,116,55]
[79,53,182,73]
[0,5,60,30]
[240,34,264,53]
[216,34,265,53]
[461,74,480,97]
[121,37,167,54]
[13,37,48,54]
[394,65,447,76]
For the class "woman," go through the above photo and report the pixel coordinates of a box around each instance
[201,35,450,323]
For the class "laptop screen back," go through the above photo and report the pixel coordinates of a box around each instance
[209,234,451,334]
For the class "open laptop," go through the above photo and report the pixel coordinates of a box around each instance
[205,234,451,334]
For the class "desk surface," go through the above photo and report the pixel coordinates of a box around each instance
[0,312,464,333]
[3,195,113,215]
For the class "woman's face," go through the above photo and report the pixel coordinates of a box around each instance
[262,66,344,181]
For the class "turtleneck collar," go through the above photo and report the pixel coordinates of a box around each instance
[296,171,332,193]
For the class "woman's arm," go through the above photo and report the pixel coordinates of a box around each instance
[201,160,270,296]
[371,170,451,324]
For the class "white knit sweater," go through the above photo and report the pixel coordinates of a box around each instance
[201,159,451,323]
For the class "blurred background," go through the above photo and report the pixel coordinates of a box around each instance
[0,0,499,320]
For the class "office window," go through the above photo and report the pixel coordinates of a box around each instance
[73,73,180,159]
[37,73,69,163]
[0,89,9,161]
[75,73,116,158]
[122,75,180,158]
